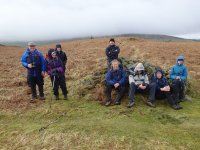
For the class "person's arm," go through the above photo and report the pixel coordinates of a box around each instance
[116,46,120,54]
[63,52,67,64]
[105,47,111,58]
[180,67,188,81]
[106,71,115,86]
[21,52,28,68]
[144,74,149,85]
[119,70,126,85]
[170,66,176,80]
[129,75,135,84]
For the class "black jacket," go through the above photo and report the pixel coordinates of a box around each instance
[105,45,120,62]
[56,50,67,65]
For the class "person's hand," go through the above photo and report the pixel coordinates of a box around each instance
[176,76,181,80]
[28,64,32,68]
[161,86,170,91]
[41,71,45,77]
[139,84,146,90]
[114,83,120,88]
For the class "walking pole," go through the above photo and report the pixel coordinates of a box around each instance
[49,75,55,111]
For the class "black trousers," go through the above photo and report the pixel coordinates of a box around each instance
[105,84,126,102]
[129,82,156,103]
[156,90,178,106]
[172,80,185,101]
[29,75,44,98]
[51,75,67,96]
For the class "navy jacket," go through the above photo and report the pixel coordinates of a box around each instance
[151,70,169,91]
[106,67,126,86]
[21,48,46,77]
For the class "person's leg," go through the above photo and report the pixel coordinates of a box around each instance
[51,76,59,100]
[115,85,126,105]
[29,76,37,102]
[146,83,156,107]
[105,84,113,106]
[59,75,68,100]
[36,75,45,100]
[170,84,183,109]
[148,83,156,102]
[179,81,185,100]
[128,82,137,108]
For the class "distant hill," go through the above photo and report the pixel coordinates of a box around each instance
[0,44,5,46]
[1,33,199,47]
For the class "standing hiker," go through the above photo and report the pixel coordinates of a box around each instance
[170,56,188,102]
[46,48,68,100]
[105,38,120,69]
[55,44,67,73]
[151,69,182,110]
[21,42,46,102]
[128,63,156,108]
[105,59,126,106]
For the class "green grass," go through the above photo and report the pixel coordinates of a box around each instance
[0,93,200,150]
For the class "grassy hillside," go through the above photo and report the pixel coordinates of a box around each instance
[0,37,200,149]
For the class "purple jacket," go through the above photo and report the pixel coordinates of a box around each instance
[46,56,64,77]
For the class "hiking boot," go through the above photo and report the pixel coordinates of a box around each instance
[146,101,155,108]
[105,101,111,106]
[39,96,45,100]
[114,101,121,105]
[64,95,68,100]
[55,95,59,100]
[30,97,36,103]
[127,102,135,108]
[176,103,183,109]
[171,104,179,110]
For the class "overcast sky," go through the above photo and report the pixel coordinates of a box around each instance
[0,0,200,41]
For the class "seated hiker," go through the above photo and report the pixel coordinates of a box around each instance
[128,63,156,108]
[21,42,46,103]
[46,48,68,100]
[105,38,120,69]
[151,69,182,110]
[55,44,67,73]
[105,59,126,106]
[170,56,188,102]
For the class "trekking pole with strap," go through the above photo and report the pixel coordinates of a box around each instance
[49,75,56,111]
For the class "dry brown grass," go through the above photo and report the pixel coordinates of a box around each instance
[0,37,200,110]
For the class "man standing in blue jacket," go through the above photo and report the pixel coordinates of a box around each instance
[170,56,188,102]
[21,42,46,102]
[105,59,126,106]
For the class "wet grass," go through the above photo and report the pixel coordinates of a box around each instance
[0,93,200,149]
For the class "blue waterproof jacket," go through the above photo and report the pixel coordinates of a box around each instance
[106,66,126,86]
[21,48,46,77]
[170,56,188,81]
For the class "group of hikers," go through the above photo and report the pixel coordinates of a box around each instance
[21,42,68,103]
[105,38,187,110]
[21,38,188,110]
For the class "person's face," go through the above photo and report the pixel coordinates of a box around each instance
[112,62,119,70]
[109,41,115,46]
[156,72,162,79]
[51,52,56,58]
[29,46,36,52]
[57,48,61,51]
[178,60,183,65]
